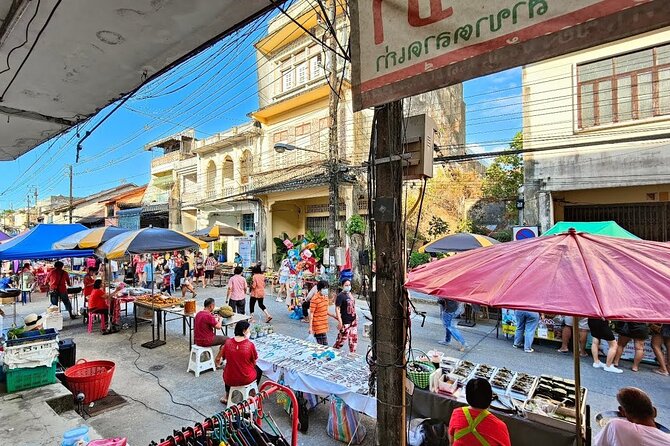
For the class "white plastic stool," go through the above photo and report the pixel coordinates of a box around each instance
[226,381,259,409]
[187,345,216,377]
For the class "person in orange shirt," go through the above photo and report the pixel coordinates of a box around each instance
[250,265,271,323]
[308,280,333,346]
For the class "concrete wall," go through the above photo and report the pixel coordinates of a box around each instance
[523,26,670,229]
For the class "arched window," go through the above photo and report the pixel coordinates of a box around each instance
[239,150,252,185]
[205,160,216,195]
[222,156,234,189]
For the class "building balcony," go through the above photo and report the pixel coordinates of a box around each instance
[150,151,195,174]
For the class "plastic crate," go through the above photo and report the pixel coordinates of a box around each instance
[6,328,58,347]
[5,361,57,393]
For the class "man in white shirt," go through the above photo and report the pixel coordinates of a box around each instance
[594,387,670,446]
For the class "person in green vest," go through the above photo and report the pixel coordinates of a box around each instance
[448,378,511,446]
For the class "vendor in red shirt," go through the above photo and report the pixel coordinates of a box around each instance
[449,378,511,446]
[194,298,227,366]
[219,320,262,405]
[83,267,97,299]
[87,279,109,329]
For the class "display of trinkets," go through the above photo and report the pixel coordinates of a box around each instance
[253,333,371,396]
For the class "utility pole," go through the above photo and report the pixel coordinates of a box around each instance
[68,165,73,224]
[33,187,38,223]
[26,192,30,226]
[326,0,340,249]
[373,100,407,446]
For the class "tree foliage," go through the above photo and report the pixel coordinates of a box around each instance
[407,166,483,243]
[427,216,449,239]
[482,131,524,221]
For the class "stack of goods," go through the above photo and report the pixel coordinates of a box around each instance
[523,374,587,429]
[3,327,59,392]
[431,356,546,407]
[42,306,63,331]
[135,294,183,308]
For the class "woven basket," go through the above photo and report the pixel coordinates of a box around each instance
[406,349,436,389]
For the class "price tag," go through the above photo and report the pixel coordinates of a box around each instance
[537,327,549,338]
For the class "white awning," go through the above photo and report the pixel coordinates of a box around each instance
[0,0,281,160]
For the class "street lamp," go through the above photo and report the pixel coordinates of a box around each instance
[273,143,323,155]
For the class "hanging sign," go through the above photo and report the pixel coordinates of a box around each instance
[351,0,670,110]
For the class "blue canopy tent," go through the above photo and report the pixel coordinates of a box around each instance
[0,224,94,260]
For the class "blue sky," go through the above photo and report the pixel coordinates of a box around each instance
[0,14,522,209]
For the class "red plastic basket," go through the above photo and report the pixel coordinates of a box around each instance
[64,359,115,404]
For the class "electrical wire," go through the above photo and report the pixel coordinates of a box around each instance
[0,0,41,78]
[128,331,209,419]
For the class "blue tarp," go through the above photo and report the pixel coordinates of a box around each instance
[0,223,94,260]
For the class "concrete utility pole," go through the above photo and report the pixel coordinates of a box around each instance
[68,165,73,224]
[327,0,340,249]
[26,192,30,226]
[373,100,407,446]
[33,187,38,222]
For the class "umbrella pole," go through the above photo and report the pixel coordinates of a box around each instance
[573,315,584,446]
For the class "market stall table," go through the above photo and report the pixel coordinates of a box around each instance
[254,333,376,418]
[133,301,250,347]
[411,388,578,446]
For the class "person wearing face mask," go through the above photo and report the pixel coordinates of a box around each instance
[219,320,263,405]
[334,279,358,353]
[308,280,333,346]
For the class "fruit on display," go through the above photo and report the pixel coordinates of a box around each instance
[217,305,234,318]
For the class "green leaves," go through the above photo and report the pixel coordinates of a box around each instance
[345,215,366,236]
[482,131,524,221]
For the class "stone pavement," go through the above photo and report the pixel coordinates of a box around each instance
[2,285,669,445]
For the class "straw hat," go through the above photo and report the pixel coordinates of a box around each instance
[24,313,43,330]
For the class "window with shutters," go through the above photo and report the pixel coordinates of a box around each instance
[577,43,670,129]
[297,62,308,85]
[282,69,294,92]
[311,54,323,79]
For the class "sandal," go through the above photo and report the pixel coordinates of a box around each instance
[220,396,227,405]
[265,317,273,323]
[653,369,669,376]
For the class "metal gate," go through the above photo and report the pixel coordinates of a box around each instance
[563,202,669,241]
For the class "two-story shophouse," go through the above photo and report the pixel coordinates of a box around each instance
[523,27,670,241]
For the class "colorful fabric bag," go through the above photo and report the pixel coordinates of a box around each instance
[326,396,366,444]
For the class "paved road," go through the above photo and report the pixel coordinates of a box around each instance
[7,285,669,445]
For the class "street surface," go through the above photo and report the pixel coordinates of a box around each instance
[5,285,669,445]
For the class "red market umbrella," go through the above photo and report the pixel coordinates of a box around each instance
[405,228,670,446]
[405,229,670,323]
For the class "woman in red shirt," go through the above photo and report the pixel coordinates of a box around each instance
[87,279,109,327]
[220,320,262,404]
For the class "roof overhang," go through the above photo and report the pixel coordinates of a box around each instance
[255,1,346,56]
[0,0,284,160]
[251,83,332,124]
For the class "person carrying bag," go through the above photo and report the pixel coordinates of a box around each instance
[47,261,77,319]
